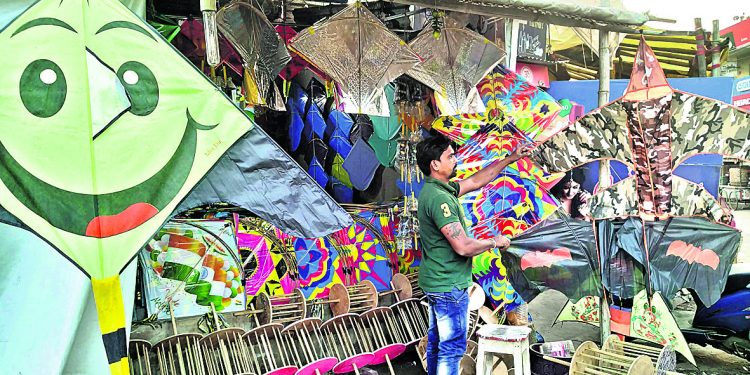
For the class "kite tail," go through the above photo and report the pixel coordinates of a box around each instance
[92,276,130,375]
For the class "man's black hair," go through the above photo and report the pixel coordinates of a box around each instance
[416,130,453,176]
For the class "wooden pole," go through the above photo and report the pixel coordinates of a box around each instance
[695,18,707,77]
[506,19,520,71]
[598,29,611,106]
[712,20,723,76]
[597,27,612,348]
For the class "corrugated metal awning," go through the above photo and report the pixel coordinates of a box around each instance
[391,0,656,32]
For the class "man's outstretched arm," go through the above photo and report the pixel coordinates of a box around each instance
[457,144,533,197]
[440,222,509,257]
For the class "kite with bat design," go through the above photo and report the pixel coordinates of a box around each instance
[666,241,720,270]
[520,248,573,271]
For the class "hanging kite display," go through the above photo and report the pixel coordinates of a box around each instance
[217,1,290,110]
[407,13,504,115]
[508,37,749,363]
[289,1,420,115]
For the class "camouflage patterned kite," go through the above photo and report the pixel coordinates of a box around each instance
[509,37,747,362]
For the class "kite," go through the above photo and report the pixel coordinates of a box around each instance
[529,37,745,307]
[407,14,504,115]
[275,25,328,82]
[217,1,290,109]
[174,18,243,76]
[289,1,420,115]
[140,219,245,319]
[0,0,349,371]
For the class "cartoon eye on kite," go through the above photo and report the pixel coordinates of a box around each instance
[116,60,158,116]
[20,59,67,118]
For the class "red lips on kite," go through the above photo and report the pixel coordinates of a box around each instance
[85,203,158,238]
[520,248,573,270]
[666,240,720,270]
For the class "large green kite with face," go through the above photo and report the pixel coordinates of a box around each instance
[0,0,349,372]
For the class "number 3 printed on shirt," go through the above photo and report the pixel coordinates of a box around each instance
[440,203,451,218]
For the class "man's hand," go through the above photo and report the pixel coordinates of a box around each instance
[493,235,510,251]
[508,143,534,162]
[458,143,536,197]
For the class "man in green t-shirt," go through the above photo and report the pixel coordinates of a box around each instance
[416,132,530,375]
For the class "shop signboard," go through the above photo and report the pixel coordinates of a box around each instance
[721,18,750,49]
[517,23,547,61]
[516,62,550,88]
[732,76,750,111]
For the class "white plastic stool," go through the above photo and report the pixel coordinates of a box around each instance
[476,324,532,375]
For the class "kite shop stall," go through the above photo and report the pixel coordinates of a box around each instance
[1,1,749,375]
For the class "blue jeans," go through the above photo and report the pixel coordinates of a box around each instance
[425,287,469,375]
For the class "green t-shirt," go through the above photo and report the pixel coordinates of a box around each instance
[417,177,472,292]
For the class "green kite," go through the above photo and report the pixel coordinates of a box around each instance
[0,0,252,372]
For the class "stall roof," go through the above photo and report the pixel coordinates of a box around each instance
[391,0,658,32]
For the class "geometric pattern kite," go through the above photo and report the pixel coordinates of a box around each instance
[289,2,420,115]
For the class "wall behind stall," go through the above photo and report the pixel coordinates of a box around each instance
[547,77,735,197]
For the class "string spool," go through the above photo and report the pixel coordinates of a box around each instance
[129,339,153,375]
[468,309,481,339]
[359,307,408,375]
[199,328,252,375]
[234,289,307,327]
[319,314,375,374]
[152,333,205,375]
[604,335,678,375]
[307,281,377,316]
[280,318,338,375]
[569,341,656,375]
[152,301,205,375]
[390,298,429,346]
[242,323,298,375]
[376,273,413,304]
[345,281,379,314]
[468,283,486,311]
[404,272,424,299]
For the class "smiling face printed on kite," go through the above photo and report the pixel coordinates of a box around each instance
[0,0,249,277]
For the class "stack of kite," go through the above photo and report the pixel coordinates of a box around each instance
[505,37,750,364]
[432,65,568,313]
